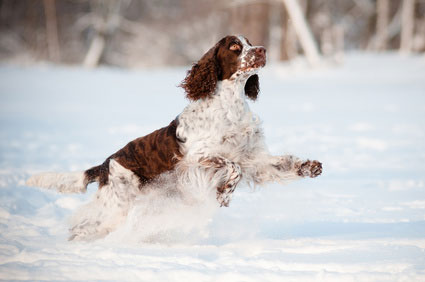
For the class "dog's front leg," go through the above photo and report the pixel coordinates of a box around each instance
[274,155,322,178]
[250,155,322,185]
[199,156,242,207]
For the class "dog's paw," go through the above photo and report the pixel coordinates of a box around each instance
[216,192,230,207]
[216,187,233,207]
[297,160,322,178]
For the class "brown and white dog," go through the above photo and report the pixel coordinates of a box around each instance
[27,35,322,241]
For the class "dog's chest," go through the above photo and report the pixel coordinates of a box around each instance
[176,81,262,158]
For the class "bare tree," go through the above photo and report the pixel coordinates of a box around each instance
[43,0,60,62]
[83,0,124,68]
[375,0,390,50]
[280,2,297,61]
[400,0,416,54]
[282,0,321,65]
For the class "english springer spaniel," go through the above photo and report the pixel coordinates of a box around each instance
[27,35,322,241]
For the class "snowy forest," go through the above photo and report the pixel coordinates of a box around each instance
[1,0,424,67]
[1,1,425,281]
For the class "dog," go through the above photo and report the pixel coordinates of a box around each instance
[27,35,322,241]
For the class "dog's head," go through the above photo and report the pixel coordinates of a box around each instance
[180,35,266,101]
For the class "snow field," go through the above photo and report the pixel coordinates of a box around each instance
[0,53,425,280]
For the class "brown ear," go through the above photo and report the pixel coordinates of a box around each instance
[244,74,259,101]
[180,45,220,101]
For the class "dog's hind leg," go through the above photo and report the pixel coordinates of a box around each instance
[69,159,141,241]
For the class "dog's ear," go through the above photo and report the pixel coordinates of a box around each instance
[244,74,259,101]
[180,43,222,101]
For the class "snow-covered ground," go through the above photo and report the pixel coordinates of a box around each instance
[1,53,425,281]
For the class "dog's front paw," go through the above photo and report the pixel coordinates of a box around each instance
[216,190,231,207]
[297,160,322,178]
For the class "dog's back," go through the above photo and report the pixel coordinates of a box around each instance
[85,119,182,189]
[27,119,182,193]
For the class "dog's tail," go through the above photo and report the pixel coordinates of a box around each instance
[26,162,107,194]
[26,171,89,194]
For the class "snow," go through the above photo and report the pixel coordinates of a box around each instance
[1,53,425,281]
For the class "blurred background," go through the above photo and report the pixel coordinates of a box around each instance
[0,0,424,68]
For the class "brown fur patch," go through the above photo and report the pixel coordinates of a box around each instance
[85,120,182,188]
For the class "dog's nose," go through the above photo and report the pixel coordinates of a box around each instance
[256,47,266,56]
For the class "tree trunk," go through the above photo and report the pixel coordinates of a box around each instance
[400,0,415,54]
[83,33,106,68]
[43,0,60,62]
[375,0,390,50]
[280,3,297,61]
[282,0,321,65]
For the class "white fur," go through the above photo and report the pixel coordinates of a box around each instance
[26,171,87,194]
[177,79,302,188]
[176,38,303,196]
[238,35,256,72]
[105,168,219,244]
[70,160,221,242]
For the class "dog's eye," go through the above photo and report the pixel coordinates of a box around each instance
[229,43,241,51]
